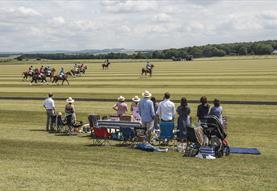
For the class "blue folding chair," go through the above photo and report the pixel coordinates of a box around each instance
[120,127,135,144]
[158,121,175,145]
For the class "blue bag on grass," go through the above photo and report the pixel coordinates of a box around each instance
[135,143,155,152]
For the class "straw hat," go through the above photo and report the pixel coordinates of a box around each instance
[66,97,75,103]
[132,96,140,102]
[117,96,125,102]
[58,112,62,116]
[142,90,152,98]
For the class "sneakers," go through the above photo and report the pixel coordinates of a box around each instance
[205,155,216,160]
[195,153,216,160]
[195,153,203,159]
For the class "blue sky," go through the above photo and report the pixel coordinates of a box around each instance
[0,0,277,51]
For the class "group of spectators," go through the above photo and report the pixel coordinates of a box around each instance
[112,90,224,142]
[43,93,76,132]
[43,91,224,140]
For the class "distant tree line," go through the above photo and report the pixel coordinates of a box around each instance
[17,40,277,60]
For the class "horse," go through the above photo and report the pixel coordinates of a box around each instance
[102,62,110,70]
[30,74,47,84]
[186,55,193,61]
[44,68,56,81]
[70,68,80,77]
[52,73,71,85]
[22,71,33,81]
[80,65,87,74]
[141,64,154,77]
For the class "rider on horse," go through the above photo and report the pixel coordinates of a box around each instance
[39,66,44,77]
[34,68,40,76]
[28,66,33,75]
[59,67,65,78]
[146,61,152,72]
[73,64,78,73]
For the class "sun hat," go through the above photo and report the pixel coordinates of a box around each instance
[132,96,140,102]
[66,97,75,103]
[117,96,125,102]
[142,90,152,98]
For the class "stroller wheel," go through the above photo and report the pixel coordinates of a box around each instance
[224,145,230,156]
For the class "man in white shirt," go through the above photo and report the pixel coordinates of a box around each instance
[43,93,55,132]
[156,92,176,122]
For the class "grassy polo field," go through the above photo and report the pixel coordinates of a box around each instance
[0,57,277,191]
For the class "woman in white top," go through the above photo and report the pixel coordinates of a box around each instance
[131,96,141,121]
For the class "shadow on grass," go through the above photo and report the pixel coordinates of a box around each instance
[29,129,47,132]
[78,134,92,138]
[84,144,109,147]
[55,133,78,136]
[114,143,133,147]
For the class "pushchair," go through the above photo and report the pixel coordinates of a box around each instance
[52,113,83,135]
[185,115,229,158]
[200,115,230,157]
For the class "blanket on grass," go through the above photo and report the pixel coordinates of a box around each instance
[230,147,261,155]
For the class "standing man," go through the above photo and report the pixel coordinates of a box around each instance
[43,93,55,132]
[156,92,176,122]
[138,90,155,142]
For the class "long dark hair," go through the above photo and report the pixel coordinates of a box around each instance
[179,97,189,113]
[151,97,157,105]
[200,96,207,104]
[181,97,188,106]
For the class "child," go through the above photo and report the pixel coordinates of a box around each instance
[197,96,210,123]
[209,99,223,124]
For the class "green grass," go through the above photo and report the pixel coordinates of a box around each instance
[1,58,277,101]
[0,57,277,191]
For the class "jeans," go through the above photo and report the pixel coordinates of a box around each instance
[46,109,54,131]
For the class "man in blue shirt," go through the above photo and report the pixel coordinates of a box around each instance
[138,90,155,142]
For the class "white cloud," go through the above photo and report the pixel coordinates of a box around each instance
[51,16,65,25]
[101,0,156,13]
[258,11,277,20]
[5,6,41,17]
[118,25,131,33]
[153,13,171,23]
[0,0,277,51]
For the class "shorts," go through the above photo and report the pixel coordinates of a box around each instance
[141,121,154,131]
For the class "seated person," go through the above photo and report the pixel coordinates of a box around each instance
[112,96,128,117]
[209,99,223,124]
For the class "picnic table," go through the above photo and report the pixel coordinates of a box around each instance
[97,120,142,130]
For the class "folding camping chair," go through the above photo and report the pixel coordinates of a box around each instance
[120,127,135,145]
[134,127,147,143]
[92,127,111,146]
[158,121,175,145]
[88,114,100,134]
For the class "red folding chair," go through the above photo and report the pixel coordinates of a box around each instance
[92,127,111,146]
